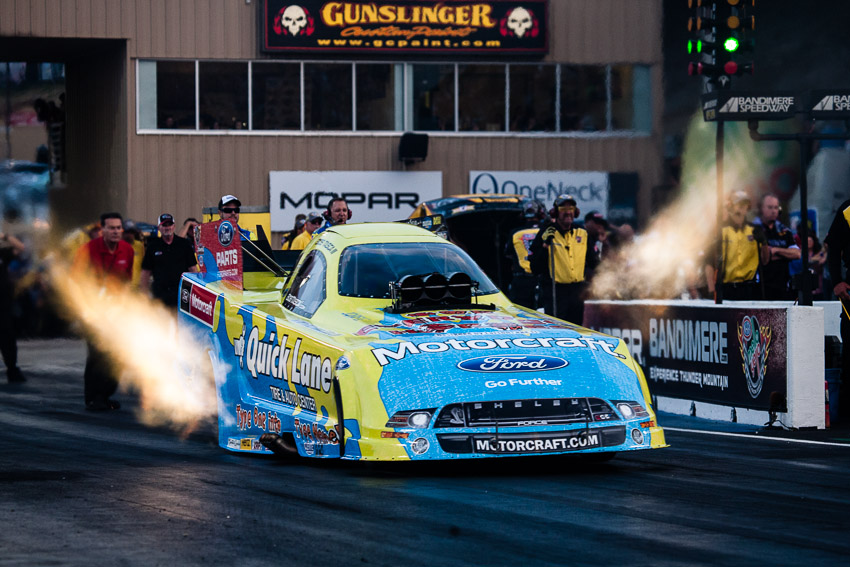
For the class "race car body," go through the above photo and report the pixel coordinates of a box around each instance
[178,221,667,461]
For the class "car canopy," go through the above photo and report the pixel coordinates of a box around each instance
[409,194,534,290]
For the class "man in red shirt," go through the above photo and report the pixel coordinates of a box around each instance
[73,212,134,410]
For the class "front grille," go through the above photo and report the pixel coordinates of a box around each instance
[433,397,618,428]
[437,426,627,454]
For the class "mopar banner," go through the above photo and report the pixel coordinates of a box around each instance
[584,302,788,411]
[261,0,548,55]
[269,170,442,230]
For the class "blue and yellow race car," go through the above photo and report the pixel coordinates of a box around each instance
[178,221,666,461]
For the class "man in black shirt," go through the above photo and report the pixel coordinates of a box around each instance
[140,213,197,307]
[0,229,26,382]
[825,199,850,423]
[753,193,799,300]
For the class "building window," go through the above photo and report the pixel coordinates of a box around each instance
[509,64,556,132]
[304,63,352,130]
[137,59,652,136]
[199,61,248,130]
[252,62,301,130]
[138,60,195,129]
[611,65,652,133]
[411,64,455,132]
[458,64,505,132]
[560,65,606,132]
[355,63,403,131]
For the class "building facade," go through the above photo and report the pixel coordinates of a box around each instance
[0,0,663,231]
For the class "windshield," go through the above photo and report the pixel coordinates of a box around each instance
[338,242,500,298]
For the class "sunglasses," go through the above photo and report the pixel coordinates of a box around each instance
[161,221,175,227]
[557,205,576,213]
[220,207,240,214]
[309,219,322,225]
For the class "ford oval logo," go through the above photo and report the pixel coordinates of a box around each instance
[457,355,568,373]
[218,221,234,246]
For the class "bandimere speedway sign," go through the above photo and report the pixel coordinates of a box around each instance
[261,0,548,55]
[269,171,442,230]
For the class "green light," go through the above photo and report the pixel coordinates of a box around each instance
[688,39,703,54]
[724,37,740,52]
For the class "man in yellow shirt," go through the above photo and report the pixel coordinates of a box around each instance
[529,195,598,324]
[290,212,323,251]
[706,191,769,300]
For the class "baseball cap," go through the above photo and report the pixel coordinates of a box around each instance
[218,194,241,209]
[729,190,751,205]
[122,219,136,231]
[553,194,577,207]
[158,213,175,226]
[584,211,609,228]
[306,212,323,224]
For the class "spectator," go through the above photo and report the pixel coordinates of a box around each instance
[789,233,827,299]
[753,194,800,299]
[291,212,324,250]
[314,197,351,235]
[122,219,145,289]
[282,214,307,250]
[705,191,769,300]
[0,229,26,382]
[529,194,598,324]
[72,212,134,411]
[583,211,615,275]
[176,217,201,249]
[140,213,198,307]
[218,195,251,239]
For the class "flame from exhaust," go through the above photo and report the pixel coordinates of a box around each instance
[48,261,217,434]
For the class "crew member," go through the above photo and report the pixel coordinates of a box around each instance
[506,199,545,309]
[314,196,351,235]
[281,214,306,250]
[529,194,598,324]
[824,198,850,423]
[140,213,198,307]
[72,212,135,411]
[218,195,251,239]
[753,193,799,300]
[291,212,324,250]
[705,191,769,300]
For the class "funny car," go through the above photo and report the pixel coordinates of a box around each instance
[178,220,667,461]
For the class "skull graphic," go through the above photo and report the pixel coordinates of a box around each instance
[282,5,308,36]
[506,7,533,38]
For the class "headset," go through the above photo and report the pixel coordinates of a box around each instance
[548,194,579,220]
[323,196,353,223]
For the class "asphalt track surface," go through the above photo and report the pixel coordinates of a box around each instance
[2,339,850,566]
